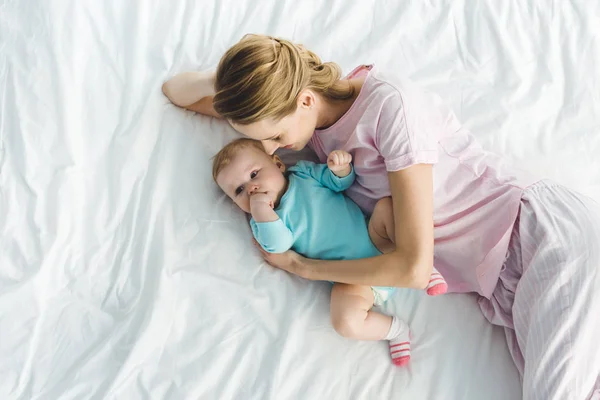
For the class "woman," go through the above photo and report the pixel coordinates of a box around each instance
[163,34,600,399]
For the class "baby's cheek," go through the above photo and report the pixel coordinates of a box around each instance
[239,199,251,213]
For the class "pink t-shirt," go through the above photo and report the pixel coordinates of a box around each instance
[308,65,539,297]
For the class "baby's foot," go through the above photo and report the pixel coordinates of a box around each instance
[426,267,448,296]
[385,317,411,366]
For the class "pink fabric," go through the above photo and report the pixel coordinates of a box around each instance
[426,268,448,296]
[308,65,539,297]
[479,181,600,399]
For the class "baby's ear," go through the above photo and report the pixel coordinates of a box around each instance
[272,155,286,172]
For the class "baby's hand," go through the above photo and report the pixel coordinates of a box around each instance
[250,192,274,210]
[327,150,353,177]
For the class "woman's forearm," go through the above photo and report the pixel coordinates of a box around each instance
[185,96,222,118]
[298,252,430,289]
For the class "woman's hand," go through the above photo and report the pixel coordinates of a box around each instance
[252,239,310,279]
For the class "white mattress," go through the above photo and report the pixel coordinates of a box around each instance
[2,1,599,399]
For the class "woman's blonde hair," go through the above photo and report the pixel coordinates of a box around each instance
[213,34,354,125]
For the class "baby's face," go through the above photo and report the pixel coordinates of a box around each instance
[216,147,287,213]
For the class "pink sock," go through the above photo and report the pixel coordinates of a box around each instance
[384,317,411,366]
[426,267,448,296]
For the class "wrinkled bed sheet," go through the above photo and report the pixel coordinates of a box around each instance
[1,1,599,399]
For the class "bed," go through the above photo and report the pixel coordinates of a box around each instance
[2,1,599,399]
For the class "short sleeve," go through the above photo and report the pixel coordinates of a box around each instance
[375,88,441,172]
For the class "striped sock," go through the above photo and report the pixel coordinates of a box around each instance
[426,267,448,296]
[384,317,411,366]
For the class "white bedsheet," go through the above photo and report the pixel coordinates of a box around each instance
[2,1,599,399]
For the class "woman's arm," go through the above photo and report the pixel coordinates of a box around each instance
[260,164,435,289]
[162,71,223,118]
[184,96,222,118]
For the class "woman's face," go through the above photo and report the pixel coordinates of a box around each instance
[231,93,319,155]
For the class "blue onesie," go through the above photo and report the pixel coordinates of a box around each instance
[249,160,395,305]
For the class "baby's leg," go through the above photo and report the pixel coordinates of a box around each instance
[330,283,411,366]
[368,197,396,254]
[368,197,448,295]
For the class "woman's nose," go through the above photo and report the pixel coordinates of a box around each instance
[261,140,278,155]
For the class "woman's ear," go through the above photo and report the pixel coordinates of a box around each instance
[297,89,315,110]
[272,155,286,172]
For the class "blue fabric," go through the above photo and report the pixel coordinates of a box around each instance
[250,161,381,260]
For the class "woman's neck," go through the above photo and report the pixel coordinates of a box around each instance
[316,78,365,130]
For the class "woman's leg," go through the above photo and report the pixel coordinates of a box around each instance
[330,283,411,366]
[497,183,600,399]
[368,197,447,295]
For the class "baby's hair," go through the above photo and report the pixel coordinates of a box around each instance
[212,138,267,182]
[213,34,354,125]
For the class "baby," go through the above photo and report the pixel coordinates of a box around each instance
[212,138,447,366]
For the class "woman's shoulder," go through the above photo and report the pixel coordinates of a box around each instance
[350,68,409,119]
[349,67,416,116]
